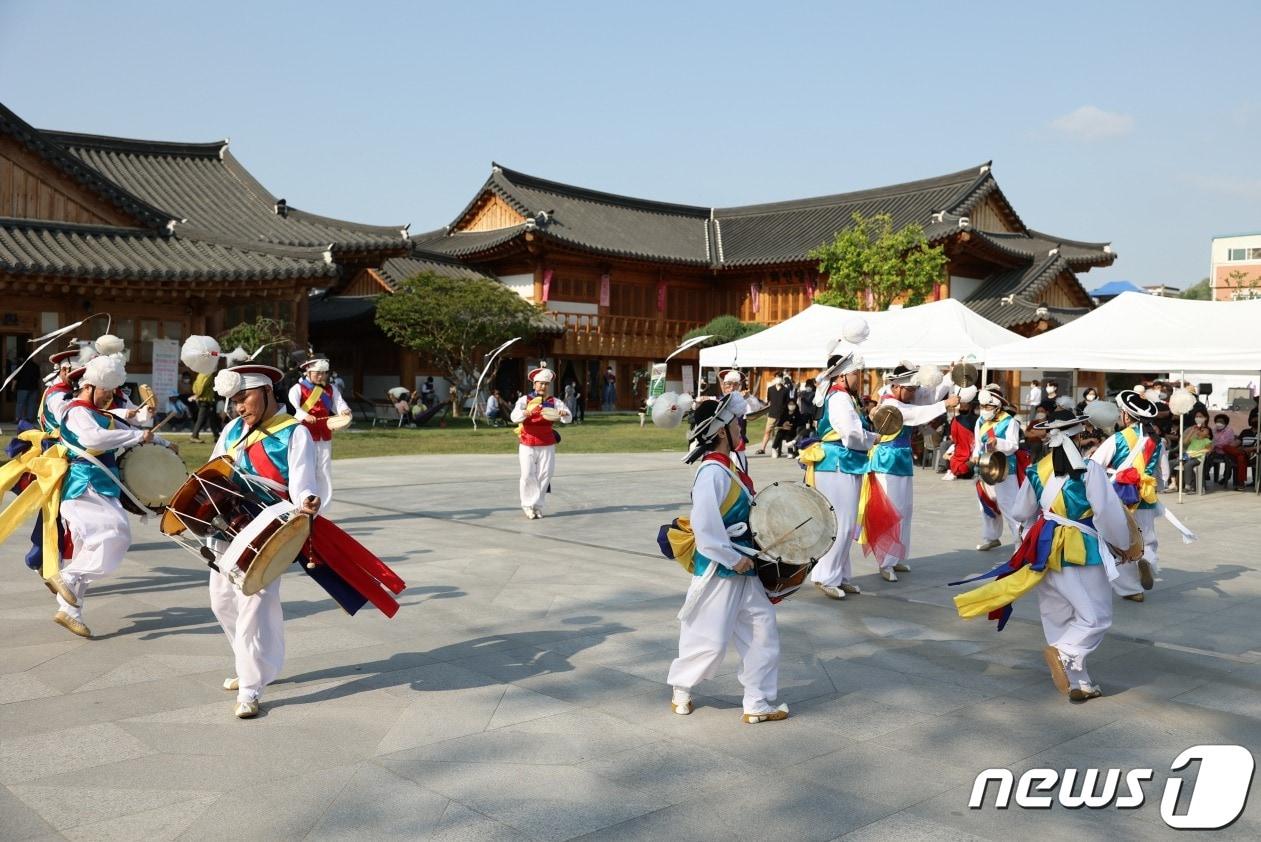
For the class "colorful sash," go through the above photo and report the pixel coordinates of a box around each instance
[226,413,300,495]
[0,430,69,578]
[516,394,558,447]
[298,379,335,442]
[657,452,754,576]
[1111,425,1159,510]
[855,472,903,559]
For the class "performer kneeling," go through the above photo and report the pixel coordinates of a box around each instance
[666,393,787,723]
[209,364,320,718]
[952,410,1132,702]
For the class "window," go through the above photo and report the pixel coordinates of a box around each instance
[1252,248,1261,260]
[1226,247,1261,261]
[163,320,182,343]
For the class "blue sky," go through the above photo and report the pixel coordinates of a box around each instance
[2,0,1257,289]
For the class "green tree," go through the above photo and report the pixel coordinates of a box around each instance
[1179,277,1212,300]
[683,314,766,346]
[810,211,947,310]
[218,316,293,367]
[374,272,541,416]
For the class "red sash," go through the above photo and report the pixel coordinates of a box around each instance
[702,451,756,495]
[299,382,333,442]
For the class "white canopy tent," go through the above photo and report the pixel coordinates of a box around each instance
[982,293,1261,373]
[697,298,1022,369]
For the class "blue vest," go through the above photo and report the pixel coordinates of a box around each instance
[691,462,756,579]
[816,390,871,475]
[60,404,125,501]
[223,415,298,505]
[976,413,1018,475]
[868,404,914,477]
[1025,458,1103,566]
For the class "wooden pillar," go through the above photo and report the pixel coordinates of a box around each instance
[400,346,417,391]
[294,288,310,347]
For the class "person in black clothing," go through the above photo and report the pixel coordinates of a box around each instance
[14,359,42,423]
[1038,381,1062,415]
[757,375,790,455]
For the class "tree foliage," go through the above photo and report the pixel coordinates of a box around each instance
[218,316,293,367]
[810,212,947,310]
[683,314,766,345]
[374,272,542,415]
[1179,278,1212,300]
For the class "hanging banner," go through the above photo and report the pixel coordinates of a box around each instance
[656,280,667,312]
[681,364,695,396]
[648,362,667,402]
[151,338,180,413]
[750,282,760,314]
[542,269,554,302]
[599,273,611,307]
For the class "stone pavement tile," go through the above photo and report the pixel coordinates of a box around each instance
[0,672,62,705]
[684,654,837,707]
[74,653,228,692]
[0,639,80,674]
[470,661,666,707]
[789,692,936,742]
[837,811,996,841]
[116,718,378,768]
[0,675,224,740]
[59,794,219,842]
[868,694,1122,771]
[428,800,531,842]
[175,765,357,842]
[785,739,978,812]
[578,738,765,804]
[305,763,451,840]
[379,758,666,841]
[484,683,576,730]
[1161,601,1261,655]
[817,659,983,713]
[0,722,155,784]
[372,680,508,755]
[8,783,214,831]
[0,784,58,840]
[387,709,656,766]
[572,778,893,842]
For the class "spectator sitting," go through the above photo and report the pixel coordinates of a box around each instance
[486,389,504,427]
[1181,412,1214,490]
[1209,413,1250,490]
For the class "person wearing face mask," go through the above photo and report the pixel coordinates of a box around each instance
[1210,414,1250,490]
[952,409,1132,702]
[665,392,787,724]
[1037,381,1061,415]
[798,342,878,600]
[1076,388,1099,414]
[971,386,1028,551]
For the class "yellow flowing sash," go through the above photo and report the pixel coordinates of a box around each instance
[798,428,842,488]
[0,430,70,578]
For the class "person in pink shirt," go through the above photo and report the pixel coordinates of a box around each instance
[1211,414,1251,490]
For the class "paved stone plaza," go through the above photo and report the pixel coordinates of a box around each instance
[1,452,1258,840]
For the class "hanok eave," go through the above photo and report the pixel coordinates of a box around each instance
[0,100,407,411]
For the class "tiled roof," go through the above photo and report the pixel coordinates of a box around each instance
[964,254,1092,328]
[309,289,565,335]
[0,217,336,282]
[376,252,493,290]
[42,129,409,254]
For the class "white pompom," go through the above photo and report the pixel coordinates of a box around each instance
[842,317,870,345]
[181,335,222,375]
[214,369,244,399]
[652,392,683,428]
[677,394,694,413]
[94,334,125,356]
[915,365,943,388]
[1084,400,1120,430]
[82,354,126,390]
[226,345,250,364]
[1168,389,1197,416]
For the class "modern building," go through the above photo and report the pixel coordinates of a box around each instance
[1142,283,1180,297]
[315,161,1116,407]
[1210,232,1261,300]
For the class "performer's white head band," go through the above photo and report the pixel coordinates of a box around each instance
[215,369,275,398]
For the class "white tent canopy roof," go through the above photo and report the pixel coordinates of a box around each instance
[982,292,1261,373]
[697,298,1022,369]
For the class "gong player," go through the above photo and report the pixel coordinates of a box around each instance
[210,363,320,719]
[52,354,175,638]
[972,385,1026,552]
[288,356,350,511]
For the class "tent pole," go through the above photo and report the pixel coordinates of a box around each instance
[1178,370,1185,505]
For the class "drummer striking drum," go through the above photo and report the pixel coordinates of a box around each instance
[665,393,788,724]
[288,356,351,511]
[210,363,321,718]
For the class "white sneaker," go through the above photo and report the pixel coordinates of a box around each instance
[880,568,898,583]
[770,451,780,459]
[223,677,239,692]
[670,687,693,715]
[532,508,543,519]
[814,582,845,600]
[976,539,1001,551]
[523,507,536,520]
[839,580,862,595]
[234,699,260,719]
[941,472,957,481]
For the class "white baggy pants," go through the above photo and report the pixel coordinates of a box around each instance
[208,571,284,704]
[518,444,555,512]
[58,489,131,621]
[1037,564,1112,685]
[1111,508,1158,597]
[810,471,862,586]
[979,476,1023,543]
[873,472,912,569]
[667,573,780,714]
[313,439,334,513]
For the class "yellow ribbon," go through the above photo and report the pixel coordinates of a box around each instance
[300,385,325,414]
[229,413,299,459]
[0,430,69,578]
[953,565,1046,619]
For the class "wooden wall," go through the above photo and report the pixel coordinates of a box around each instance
[456,193,526,232]
[0,136,135,227]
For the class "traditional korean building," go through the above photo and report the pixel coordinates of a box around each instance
[356,161,1114,407]
[0,100,407,415]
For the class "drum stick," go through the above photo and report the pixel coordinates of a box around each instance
[758,516,815,555]
[149,412,176,435]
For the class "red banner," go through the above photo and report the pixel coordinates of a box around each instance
[657,280,667,312]
[599,273,610,307]
[750,282,760,314]
[542,269,553,302]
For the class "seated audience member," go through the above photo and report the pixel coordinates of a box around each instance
[1180,411,1214,490]
[1210,413,1250,489]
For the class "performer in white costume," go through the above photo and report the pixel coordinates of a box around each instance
[666,392,787,723]
[53,354,174,637]
[972,385,1026,551]
[510,364,571,519]
[801,342,876,600]
[867,363,957,581]
[210,364,321,718]
[288,356,350,511]
[1089,390,1182,602]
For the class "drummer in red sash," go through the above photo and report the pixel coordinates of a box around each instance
[287,356,350,511]
[665,392,788,724]
[212,363,322,718]
[53,353,175,638]
[510,363,571,519]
